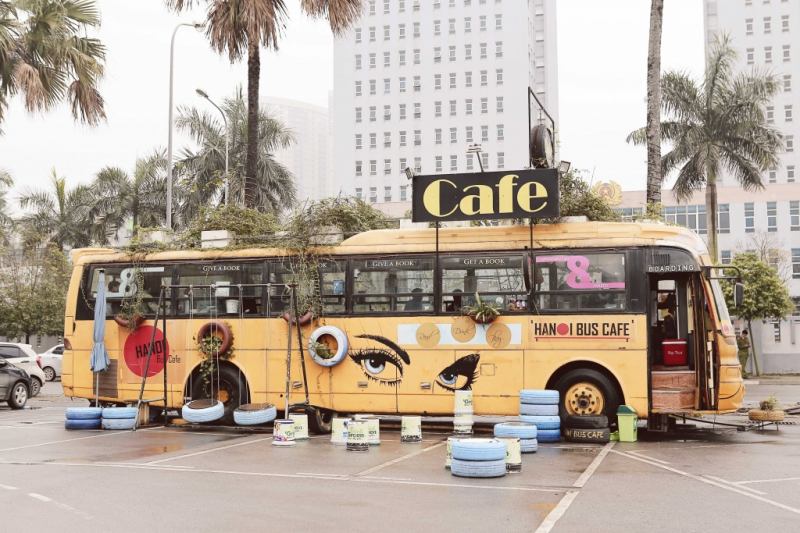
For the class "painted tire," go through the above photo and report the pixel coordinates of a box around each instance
[65,407,103,420]
[537,429,562,443]
[519,415,561,430]
[520,403,559,416]
[282,311,314,326]
[102,417,136,430]
[520,389,560,405]
[520,438,539,453]
[182,399,225,423]
[113,314,145,329]
[565,414,609,430]
[563,427,611,444]
[196,321,233,355]
[451,438,507,461]
[308,326,349,368]
[451,458,507,478]
[234,403,277,426]
[494,422,538,440]
[101,407,138,419]
[65,418,102,430]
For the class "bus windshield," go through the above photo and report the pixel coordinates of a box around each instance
[709,279,734,337]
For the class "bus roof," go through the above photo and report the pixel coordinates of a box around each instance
[70,221,711,265]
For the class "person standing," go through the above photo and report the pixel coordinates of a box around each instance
[737,329,751,377]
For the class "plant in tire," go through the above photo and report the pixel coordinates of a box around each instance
[195,324,234,391]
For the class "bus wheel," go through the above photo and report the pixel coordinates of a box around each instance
[553,369,620,422]
[306,407,334,434]
[191,364,246,425]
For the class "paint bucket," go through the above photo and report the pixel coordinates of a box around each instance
[330,417,351,445]
[498,437,522,473]
[346,419,369,452]
[272,419,295,447]
[400,416,422,443]
[356,415,381,445]
[445,437,462,469]
[453,413,474,435]
[289,413,309,440]
[225,299,239,314]
[454,390,474,415]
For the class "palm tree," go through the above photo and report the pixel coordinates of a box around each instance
[627,35,783,261]
[0,169,13,242]
[89,152,168,242]
[165,0,361,208]
[18,169,94,250]
[0,0,106,131]
[175,88,294,219]
[646,0,664,207]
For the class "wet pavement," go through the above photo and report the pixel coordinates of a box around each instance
[1,381,799,532]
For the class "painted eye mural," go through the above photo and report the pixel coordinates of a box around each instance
[435,353,480,392]
[349,334,411,387]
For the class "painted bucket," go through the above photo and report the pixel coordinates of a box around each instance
[289,413,309,440]
[272,419,296,447]
[454,390,474,415]
[346,420,369,452]
[356,416,381,445]
[453,413,474,435]
[445,436,462,469]
[401,416,422,443]
[330,417,351,445]
[498,437,522,473]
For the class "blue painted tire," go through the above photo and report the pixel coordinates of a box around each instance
[451,458,507,478]
[101,407,138,419]
[182,400,225,424]
[520,389,559,405]
[65,418,102,430]
[520,415,561,430]
[102,417,136,430]
[520,403,559,416]
[494,422,537,439]
[520,438,539,453]
[65,407,102,420]
[451,438,506,461]
[537,429,562,442]
[234,404,277,426]
[308,326,349,367]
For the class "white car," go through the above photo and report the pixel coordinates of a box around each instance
[39,344,64,382]
[0,343,46,397]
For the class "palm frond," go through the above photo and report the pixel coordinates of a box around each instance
[301,0,362,35]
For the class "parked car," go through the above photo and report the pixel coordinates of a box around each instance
[39,344,64,382]
[0,343,46,397]
[0,359,31,409]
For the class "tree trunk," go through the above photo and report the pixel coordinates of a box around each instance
[747,319,761,376]
[706,175,719,262]
[25,332,30,344]
[245,40,260,209]
[646,0,664,207]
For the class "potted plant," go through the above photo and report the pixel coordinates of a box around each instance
[309,341,334,361]
[463,293,500,324]
[748,395,785,422]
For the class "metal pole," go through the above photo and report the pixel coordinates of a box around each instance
[162,288,168,426]
[284,287,295,419]
[292,285,310,405]
[198,91,229,205]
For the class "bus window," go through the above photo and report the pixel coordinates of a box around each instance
[176,262,264,317]
[440,255,527,313]
[534,253,626,311]
[86,264,173,318]
[320,260,347,314]
[351,257,434,313]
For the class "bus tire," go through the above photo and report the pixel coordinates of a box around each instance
[520,403,559,416]
[197,321,233,355]
[65,407,103,420]
[552,368,621,424]
[565,414,609,430]
[308,326,349,368]
[306,407,334,434]
[189,364,246,424]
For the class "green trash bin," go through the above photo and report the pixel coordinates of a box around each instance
[617,405,638,442]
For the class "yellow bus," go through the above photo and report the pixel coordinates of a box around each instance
[62,221,744,431]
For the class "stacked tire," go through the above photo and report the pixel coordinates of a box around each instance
[450,438,507,478]
[65,407,102,430]
[101,407,138,430]
[494,422,538,453]
[519,389,561,443]
[563,415,611,444]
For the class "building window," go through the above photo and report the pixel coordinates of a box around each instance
[414,49,420,64]
[466,154,474,171]
[369,133,376,149]
[355,107,362,123]
[720,250,732,264]
[355,160,362,177]
[434,101,442,117]
[384,25,390,40]
[369,187,377,203]
[434,74,442,90]
[785,74,792,92]
[465,44,472,60]
[782,14,789,32]
[384,161,391,177]
[783,44,791,62]
[369,26,376,41]
[355,54,362,69]
[788,165,796,182]
[745,202,755,233]
[497,124,504,141]
[368,0,375,15]
[480,70,488,86]
[496,68,504,85]
[449,45,456,62]
[384,78,390,94]
[718,204,730,233]
[399,23,406,39]
[435,155,443,173]
[764,16,772,33]
[480,15,487,31]
[746,48,754,64]
[481,125,489,142]
[355,187,362,200]
[772,321,781,343]
[497,152,504,169]
[496,96,504,113]
[449,18,455,34]
[355,28,362,43]
[786,105,793,122]
[400,130,407,146]
[400,185,408,202]
[481,152,488,170]
[384,131,391,147]
[495,14,502,30]
[355,134,362,149]
[793,249,800,278]
[480,97,488,114]
[369,79,376,95]
[765,46,772,63]
[465,71,472,87]
[790,201,799,230]
[435,128,442,144]
[399,50,406,66]
[434,20,441,36]
[662,205,708,234]
[369,106,376,122]
[480,42,487,59]
[399,76,406,92]
[369,160,376,175]
[466,126,473,143]
[369,52,376,68]
[450,127,457,144]
[495,41,503,58]
[413,76,421,92]
[355,81,362,96]
[465,99,473,115]
[434,47,441,63]
[767,105,774,123]
[413,22,420,38]
[745,18,753,35]
[414,130,421,145]
[399,158,407,176]
[450,154,458,171]
[383,0,390,14]
[449,72,456,89]
[399,103,406,120]
[787,135,795,152]
[414,102,421,119]
[465,17,471,33]
[767,201,777,232]
[414,157,421,173]
[413,0,420,11]
[768,168,777,183]
[449,99,457,116]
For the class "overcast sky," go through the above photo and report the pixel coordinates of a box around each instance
[0,0,704,206]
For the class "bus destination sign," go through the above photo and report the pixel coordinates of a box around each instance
[411,169,560,223]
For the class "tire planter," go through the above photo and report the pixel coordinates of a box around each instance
[494,422,538,440]
[197,321,234,356]
[748,409,785,422]
[451,438,507,462]
[565,414,609,430]
[308,326,349,368]
[282,311,314,326]
[520,438,539,453]
[234,403,277,426]
[536,429,562,443]
[114,314,145,329]
[102,417,137,430]
[65,418,102,430]
[65,407,103,420]
[563,427,611,444]
[182,399,225,424]
[520,389,559,405]
[101,407,138,419]
[520,403,559,416]
[451,458,507,478]
[519,415,561,430]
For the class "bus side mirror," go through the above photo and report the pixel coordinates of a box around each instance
[734,282,745,308]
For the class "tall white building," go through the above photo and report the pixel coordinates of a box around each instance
[332,0,559,208]
[264,97,332,202]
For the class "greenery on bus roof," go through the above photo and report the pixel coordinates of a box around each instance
[546,170,620,223]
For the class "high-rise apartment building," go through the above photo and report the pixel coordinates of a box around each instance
[332,0,558,207]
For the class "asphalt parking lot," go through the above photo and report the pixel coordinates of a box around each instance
[2,380,799,532]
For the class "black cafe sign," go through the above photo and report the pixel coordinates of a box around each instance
[411,169,559,223]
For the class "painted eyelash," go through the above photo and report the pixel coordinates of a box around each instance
[436,353,480,392]
[349,349,405,377]
[361,372,402,387]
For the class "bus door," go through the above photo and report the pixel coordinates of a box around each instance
[691,276,718,409]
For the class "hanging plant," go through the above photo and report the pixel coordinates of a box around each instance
[195,321,234,390]
[116,266,146,331]
[463,293,500,324]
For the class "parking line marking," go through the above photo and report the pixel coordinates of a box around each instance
[0,430,129,453]
[0,484,18,490]
[572,442,614,488]
[145,436,273,465]
[28,492,51,502]
[627,450,670,464]
[736,476,800,485]
[612,450,800,516]
[703,475,767,496]
[535,490,579,533]
[355,441,446,477]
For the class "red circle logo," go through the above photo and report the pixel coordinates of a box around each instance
[123,325,169,377]
[556,323,570,336]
